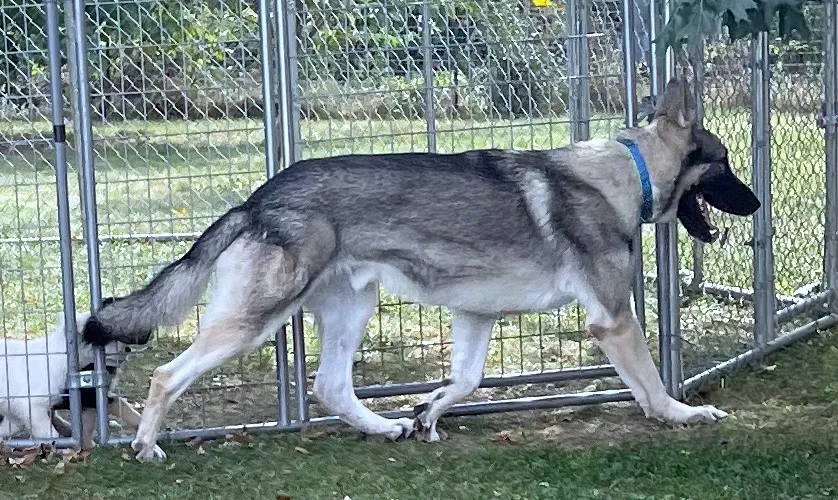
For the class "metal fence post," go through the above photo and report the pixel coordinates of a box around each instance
[751,32,776,346]
[568,0,591,143]
[64,0,111,443]
[258,0,292,427]
[689,41,706,291]
[621,0,646,331]
[421,0,437,153]
[273,0,308,423]
[649,0,682,398]
[823,0,838,312]
[47,0,83,446]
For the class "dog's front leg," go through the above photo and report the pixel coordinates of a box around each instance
[589,309,727,424]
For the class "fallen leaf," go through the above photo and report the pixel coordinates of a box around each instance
[387,457,396,462]
[276,495,292,500]
[196,446,206,455]
[186,437,204,448]
[294,446,310,455]
[226,430,251,443]
[175,479,183,485]
[121,453,132,461]
[54,461,66,475]
[490,430,519,444]
[14,475,24,483]
[167,463,176,471]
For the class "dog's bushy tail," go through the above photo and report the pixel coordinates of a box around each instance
[83,208,251,346]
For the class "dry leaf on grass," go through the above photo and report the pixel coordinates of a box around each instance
[490,430,521,444]
[294,446,310,455]
[276,495,292,500]
[186,437,204,448]
[226,430,251,443]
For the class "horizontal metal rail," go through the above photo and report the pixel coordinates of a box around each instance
[684,314,838,392]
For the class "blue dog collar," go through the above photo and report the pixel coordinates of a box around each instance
[617,137,653,222]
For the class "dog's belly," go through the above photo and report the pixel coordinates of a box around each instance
[346,261,580,314]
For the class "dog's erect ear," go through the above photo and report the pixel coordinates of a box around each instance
[657,77,695,128]
[637,95,656,124]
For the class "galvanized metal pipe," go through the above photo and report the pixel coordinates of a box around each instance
[621,0,647,331]
[320,365,619,401]
[65,0,110,444]
[649,0,682,399]
[684,314,838,392]
[272,0,308,423]
[568,0,591,142]
[775,290,832,325]
[275,325,292,426]
[106,389,636,445]
[690,41,706,290]
[751,31,776,347]
[46,0,82,448]
[824,0,838,313]
[257,0,293,429]
[421,0,437,153]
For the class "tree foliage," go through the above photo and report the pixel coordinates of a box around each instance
[657,0,818,56]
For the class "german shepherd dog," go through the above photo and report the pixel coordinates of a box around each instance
[82,77,760,461]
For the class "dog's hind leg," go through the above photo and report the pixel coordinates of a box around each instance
[308,278,415,440]
[130,233,333,462]
[412,311,496,442]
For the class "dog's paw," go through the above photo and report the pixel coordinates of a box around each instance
[684,404,728,423]
[412,417,441,443]
[386,417,416,442]
[131,438,166,462]
[656,400,728,424]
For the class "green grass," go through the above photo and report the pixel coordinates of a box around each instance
[1,328,836,500]
[0,110,829,432]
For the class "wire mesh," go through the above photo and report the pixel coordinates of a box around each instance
[0,0,835,447]
[0,0,78,445]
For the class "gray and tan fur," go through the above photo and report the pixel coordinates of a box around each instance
[83,77,760,462]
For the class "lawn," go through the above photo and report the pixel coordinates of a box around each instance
[0,325,836,500]
[0,109,829,437]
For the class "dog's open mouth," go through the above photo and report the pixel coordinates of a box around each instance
[677,190,722,244]
[698,194,719,242]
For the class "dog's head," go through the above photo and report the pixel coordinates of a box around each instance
[642,77,761,243]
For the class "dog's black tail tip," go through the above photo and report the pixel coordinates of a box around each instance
[81,315,114,347]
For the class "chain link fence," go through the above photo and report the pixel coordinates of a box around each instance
[1,0,836,450]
